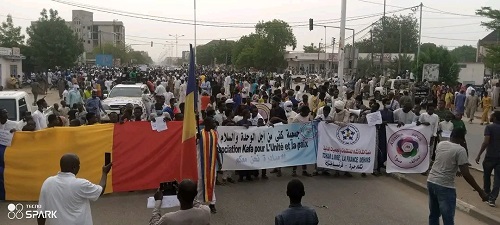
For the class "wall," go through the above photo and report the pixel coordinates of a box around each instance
[458,63,485,85]
[0,57,23,88]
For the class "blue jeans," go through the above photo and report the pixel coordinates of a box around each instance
[428,182,456,225]
[483,159,500,202]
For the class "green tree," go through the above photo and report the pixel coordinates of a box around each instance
[355,15,419,54]
[388,54,414,77]
[26,9,83,69]
[0,14,25,47]
[303,43,324,53]
[232,20,296,71]
[92,43,130,63]
[476,7,500,76]
[196,40,235,66]
[413,43,460,85]
[129,50,154,65]
[450,45,477,63]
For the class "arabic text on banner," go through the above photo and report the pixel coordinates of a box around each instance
[217,122,317,170]
[317,122,376,173]
[385,123,432,173]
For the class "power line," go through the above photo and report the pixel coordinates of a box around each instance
[423,6,481,18]
[424,22,480,29]
[50,0,309,28]
[421,35,478,41]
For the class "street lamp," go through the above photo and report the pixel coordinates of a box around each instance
[169,34,185,58]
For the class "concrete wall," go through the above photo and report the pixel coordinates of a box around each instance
[0,57,23,88]
[458,63,485,85]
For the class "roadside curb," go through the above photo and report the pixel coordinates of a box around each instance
[389,173,500,225]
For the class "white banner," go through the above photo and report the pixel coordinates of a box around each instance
[317,122,376,173]
[218,123,317,170]
[386,124,432,173]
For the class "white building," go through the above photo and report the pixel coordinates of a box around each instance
[32,10,126,53]
[457,63,485,85]
[0,47,23,88]
[284,52,339,73]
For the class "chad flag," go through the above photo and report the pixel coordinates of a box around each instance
[0,122,190,201]
[180,44,199,181]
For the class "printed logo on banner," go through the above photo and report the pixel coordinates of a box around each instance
[387,129,428,169]
[336,124,360,145]
[299,122,317,141]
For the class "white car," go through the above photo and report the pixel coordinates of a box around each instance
[102,84,150,116]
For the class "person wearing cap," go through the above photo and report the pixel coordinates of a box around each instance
[330,100,353,177]
[283,101,297,124]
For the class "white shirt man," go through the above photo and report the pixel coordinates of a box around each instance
[179,82,187,103]
[155,84,167,96]
[419,112,439,137]
[0,119,19,132]
[249,112,264,126]
[164,91,174,106]
[32,109,47,130]
[466,86,475,97]
[393,108,417,124]
[38,172,102,225]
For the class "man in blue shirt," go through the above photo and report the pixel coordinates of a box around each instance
[85,90,105,117]
[275,179,318,225]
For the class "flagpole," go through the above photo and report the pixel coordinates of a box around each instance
[194,0,197,65]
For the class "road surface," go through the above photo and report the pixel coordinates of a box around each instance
[0,172,485,225]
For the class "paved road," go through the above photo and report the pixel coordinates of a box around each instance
[0,173,485,225]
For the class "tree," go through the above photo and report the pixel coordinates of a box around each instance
[477,7,500,76]
[303,43,324,53]
[232,19,296,71]
[388,54,414,76]
[196,40,235,66]
[450,45,477,63]
[413,43,460,85]
[92,43,130,63]
[355,15,419,54]
[26,9,83,70]
[0,14,24,47]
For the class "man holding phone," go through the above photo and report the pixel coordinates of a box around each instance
[37,153,112,225]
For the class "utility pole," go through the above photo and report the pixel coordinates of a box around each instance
[99,30,103,54]
[398,23,402,75]
[417,2,423,81]
[169,34,185,58]
[381,0,386,76]
[370,29,374,70]
[338,0,347,92]
[332,37,336,77]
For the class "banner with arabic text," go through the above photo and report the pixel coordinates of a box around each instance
[385,123,432,173]
[317,122,376,173]
[218,123,317,170]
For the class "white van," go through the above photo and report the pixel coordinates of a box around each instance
[0,91,33,122]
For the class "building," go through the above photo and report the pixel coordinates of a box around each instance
[0,47,24,88]
[284,52,339,73]
[32,10,125,53]
[476,30,499,78]
[457,63,485,85]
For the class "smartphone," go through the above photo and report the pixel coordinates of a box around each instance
[160,181,178,196]
[104,152,111,165]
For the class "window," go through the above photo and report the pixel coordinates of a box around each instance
[93,40,98,47]
[319,64,325,70]
[108,87,144,98]
[88,40,90,44]
[0,99,17,120]
[87,26,90,30]
[19,98,27,121]
[10,65,17,76]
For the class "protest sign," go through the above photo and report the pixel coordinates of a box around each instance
[0,130,14,146]
[386,124,432,173]
[317,122,376,173]
[218,122,317,170]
